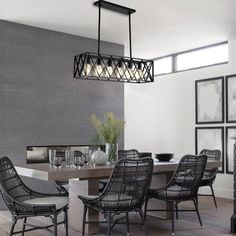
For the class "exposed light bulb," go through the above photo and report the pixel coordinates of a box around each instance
[96,64,103,76]
[82,56,93,76]
[114,60,124,80]
[135,62,144,81]
[95,57,104,77]
[124,61,134,80]
[104,58,113,77]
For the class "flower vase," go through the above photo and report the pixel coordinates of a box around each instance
[106,143,118,164]
[91,147,107,165]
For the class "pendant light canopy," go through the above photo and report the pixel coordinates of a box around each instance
[73,0,154,83]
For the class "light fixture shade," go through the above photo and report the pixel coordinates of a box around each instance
[73,52,154,83]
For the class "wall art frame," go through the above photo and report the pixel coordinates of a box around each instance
[226,74,236,123]
[195,77,224,124]
[195,126,224,173]
[226,126,236,174]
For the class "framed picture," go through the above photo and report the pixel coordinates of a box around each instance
[226,74,236,123]
[195,77,224,124]
[226,127,236,174]
[195,127,224,173]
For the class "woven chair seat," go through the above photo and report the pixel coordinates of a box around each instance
[148,185,191,201]
[24,196,69,210]
[79,193,138,210]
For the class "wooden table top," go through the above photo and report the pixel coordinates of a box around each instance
[15,159,221,181]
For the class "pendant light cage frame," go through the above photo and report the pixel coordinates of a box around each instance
[73,0,154,83]
[74,52,154,83]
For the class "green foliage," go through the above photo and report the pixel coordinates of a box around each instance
[90,112,125,144]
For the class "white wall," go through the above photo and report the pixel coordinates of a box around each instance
[125,36,236,199]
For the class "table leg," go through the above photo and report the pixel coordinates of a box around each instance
[147,172,173,219]
[69,178,99,234]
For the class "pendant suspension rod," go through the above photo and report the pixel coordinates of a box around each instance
[98,0,101,55]
[128,12,132,58]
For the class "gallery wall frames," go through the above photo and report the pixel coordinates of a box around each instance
[195,77,224,124]
[195,127,224,173]
[226,74,236,123]
[226,127,236,174]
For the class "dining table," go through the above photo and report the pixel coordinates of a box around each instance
[15,158,221,235]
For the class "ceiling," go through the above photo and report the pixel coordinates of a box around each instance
[0,0,235,59]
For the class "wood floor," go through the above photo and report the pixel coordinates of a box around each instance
[0,197,234,236]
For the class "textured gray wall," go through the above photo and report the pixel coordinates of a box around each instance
[0,20,124,208]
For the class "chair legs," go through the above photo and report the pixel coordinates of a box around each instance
[22,217,27,236]
[171,202,175,236]
[126,212,130,235]
[144,197,149,220]
[82,206,88,236]
[10,217,17,236]
[210,185,217,208]
[54,214,58,236]
[107,213,112,236]
[175,203,179,220]
[138,209,148,236]
[64,208,69,236]
[193,198,203,226]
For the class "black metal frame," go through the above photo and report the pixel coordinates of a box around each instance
[153,41,228,77]
[78,157,153,236]
[73,0,154,83]
[74,52,154,83]
[226,126,236,174]
[226,74,236,123]
[144,155,207,235]
[0,157,69,236]
[195,77,224,124]
[195,127,224,173]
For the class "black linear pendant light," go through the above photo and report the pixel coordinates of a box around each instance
[73,0,154,83]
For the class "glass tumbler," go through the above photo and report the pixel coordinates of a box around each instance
[65,149,71,166]
[83,153,89,165]
[54,156,62,168]
[73,155,84,167]
[49,149,56,165]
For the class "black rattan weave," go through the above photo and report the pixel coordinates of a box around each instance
[118,149,140,159]
[78,157,153,236]
[198,149,221,208]
[0,157,69,236]
[99,149,140,192]
[144,154,207,235]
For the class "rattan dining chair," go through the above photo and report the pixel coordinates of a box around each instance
[99,149,140,192]
[0,156,69,236]
[78,157,154,236]
[144,154,207,235]
[198,149,221,208]
[118,149,140,159]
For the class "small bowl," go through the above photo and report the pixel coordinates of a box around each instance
[155,153,173,162]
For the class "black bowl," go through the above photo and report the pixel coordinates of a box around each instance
[155,153,173,162]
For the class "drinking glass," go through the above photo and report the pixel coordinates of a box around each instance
[49,149,56,165]
[65,149,71,166]
[83,153,89,165]
[54,156,62,168]
[73,155,84,167]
